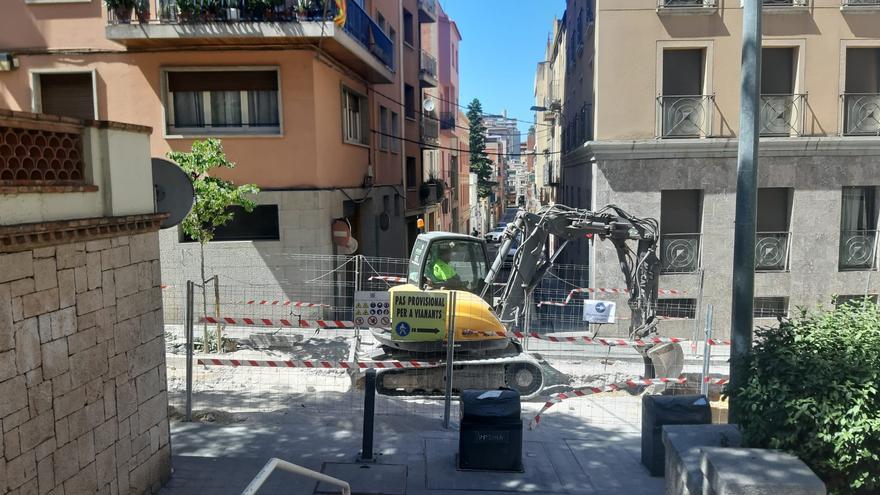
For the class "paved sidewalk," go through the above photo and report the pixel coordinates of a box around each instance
[159,397,664,495]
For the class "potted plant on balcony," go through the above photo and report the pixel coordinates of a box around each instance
[245,0,268,20]
[106,0,136,23]
[175,0,198,21]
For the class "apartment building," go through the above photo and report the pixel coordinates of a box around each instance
[0,0,455,291]
[555,0,880,337]
[533,16,566,208]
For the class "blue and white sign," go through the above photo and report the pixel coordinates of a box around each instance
[583,299,617,324]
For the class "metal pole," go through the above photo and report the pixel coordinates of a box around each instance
[185,280,194,422]
[359,369,376,462]
[443,291,457,429]
[691,270,705,357]
[865,213,880,298]
[700,305,714,397]
[729,0,762,424]
[214,275,221,353]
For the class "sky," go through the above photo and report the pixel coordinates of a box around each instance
[440,0,565,135]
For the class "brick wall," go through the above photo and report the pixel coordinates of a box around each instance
[0,232,171,495]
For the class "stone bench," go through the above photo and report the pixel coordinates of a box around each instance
[701,447,826,495]
[662,424,742,495]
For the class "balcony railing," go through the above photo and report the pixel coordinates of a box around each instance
[418,0,437,22]
[108,0,394,71]
[842,94,880,136]
[839,230,877,270]
[660,233,701,273]
[657,95,713,138]
[656,0,718,12]
[439,111,456,130]
[842,0,880,9]
[760,94,806,137]
[421,113,439,148]
[755,232,790,271]
[420,50,438,86]
[763,0,809,6]
[546,80,561,110]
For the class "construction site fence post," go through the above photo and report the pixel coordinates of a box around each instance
[360,368,377,462]
[700,304,714,397]
[184,280,195,422]
[443,291,458,430]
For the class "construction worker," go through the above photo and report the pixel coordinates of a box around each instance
[430,245,461,287]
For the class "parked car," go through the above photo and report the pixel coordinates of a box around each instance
[485,227,506,243]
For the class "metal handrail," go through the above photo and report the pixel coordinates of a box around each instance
[657,95,714,138]
[763,0,808,6]
[241,458,351,495]
[842,0,880,5]
[755,231,790,271]
[839,229,878,270]
[420,50,438,79]
[660,232,702,273]
[657,0,716,7]
[759,93,806,137]
[841,93,880,136]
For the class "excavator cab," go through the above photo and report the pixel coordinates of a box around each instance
[407,232,490,296]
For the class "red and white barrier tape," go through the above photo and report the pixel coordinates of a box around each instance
[368,275,407,284]
[243,300,331,308]
[510,332,686,347]
[199,317,355,329]
[706,339,731,346]
[705,377,729,385]
[537,287,686,308]
[530,377,687,429]
[197,357,438,369]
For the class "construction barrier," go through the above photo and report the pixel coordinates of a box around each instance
[244,300,332,307]
[197,357,439,369]
[537,287,687,307]
[198,317,355,328]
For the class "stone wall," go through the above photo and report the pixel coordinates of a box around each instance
[0,231,171,495]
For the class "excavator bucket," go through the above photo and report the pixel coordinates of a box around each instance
[645,343,684,379]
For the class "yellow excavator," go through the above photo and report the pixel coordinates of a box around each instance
[368,204,684,398]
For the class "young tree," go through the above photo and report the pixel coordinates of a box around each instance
[466,99,494,198]
[168,139,259,350]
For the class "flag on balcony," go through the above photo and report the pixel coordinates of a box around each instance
[334,0,347,27]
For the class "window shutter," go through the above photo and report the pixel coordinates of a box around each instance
[39,73,95,120]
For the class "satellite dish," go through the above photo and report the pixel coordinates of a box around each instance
[423,98,435,113]
[152,157,194,229]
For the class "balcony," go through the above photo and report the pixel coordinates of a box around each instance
[755,232,790,271]
[842,0,880,12]
[657,95,714,138]
[763,0,810,13]
[439,111,456,130]
[839,230,877,270]
[418,0,437,23]
[842,94,880,136]
[421,113,439,148]
[660,233,701,273]
[545,80,561,111]
[759,94,806,137]
[420,50,438,87]
[547,161,560,185]
[656,0,718,15]
[419,178,444,206]
[105,0,394,84]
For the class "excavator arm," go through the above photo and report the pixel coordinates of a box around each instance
[481,204,661,340]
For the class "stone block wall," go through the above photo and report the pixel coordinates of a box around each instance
[0,231,171,495]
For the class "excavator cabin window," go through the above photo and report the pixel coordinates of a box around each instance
[416,239,487,294]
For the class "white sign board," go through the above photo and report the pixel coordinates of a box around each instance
[354,291,391,328]
[583,299,616,324]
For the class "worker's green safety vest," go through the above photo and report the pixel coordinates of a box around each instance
[432,260,456,281]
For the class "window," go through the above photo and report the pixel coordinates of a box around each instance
[406,156,417,189]
[403,9,414,46]
[754,297,788,318]
[660,190,702,273]
[404,84,416,120]
[391,112,400,153]
[36,72,95,120]
[389,28,397,67]
[656,299,697,319]
[660,49,708,138]
[760,48,800,136]
[380,105,389,151]
[756,188,792,271]
[377,13,385,33]
[835,294,878,307]
[342,87,369,145]
[839,186,879,270]
[165,69,280,135]
[182,205,279,242]
[843,48,880,136]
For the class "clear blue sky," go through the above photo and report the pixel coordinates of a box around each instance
[441,0,565,135]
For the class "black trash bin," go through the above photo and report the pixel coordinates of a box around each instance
[458,389,524,472]
[641,394,711,476]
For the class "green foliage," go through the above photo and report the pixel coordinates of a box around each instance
[466,99,494,199]
[105,0,135,9]
[167,139,259,245]
[729,299,880,494]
